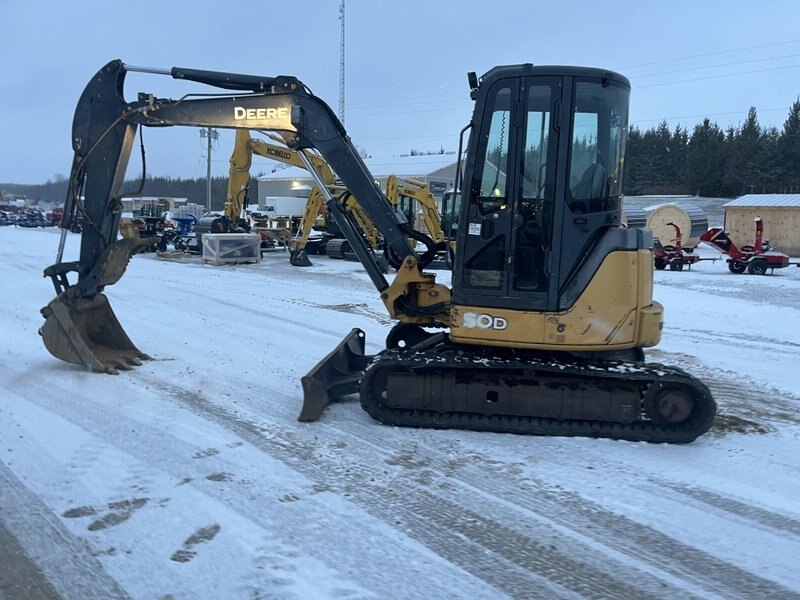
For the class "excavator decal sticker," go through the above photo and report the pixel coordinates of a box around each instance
[263,146,293,161]
[462,312,509,330]
[233,106,290,127]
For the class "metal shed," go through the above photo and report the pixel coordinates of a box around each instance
[723,195,800,256]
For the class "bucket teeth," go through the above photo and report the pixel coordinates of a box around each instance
[40,293,149,374]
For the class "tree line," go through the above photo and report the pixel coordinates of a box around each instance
[5,99,800,205]
[1,175,258,212]
[624,99,800,197]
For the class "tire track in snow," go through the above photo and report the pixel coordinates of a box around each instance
[150,376,800,600]
[221,374,800,599]
[3,368,503,599]
[656,276,800,311]
[154,382,662,600]
[0,462,131,600]
[660,482,800,538]
[10,346,800,598]
[324,420,800,600]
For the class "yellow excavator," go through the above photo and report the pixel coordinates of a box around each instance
[384,174,448,267]
[292,174,445,267]
[40,60,716,443]
[229,129,382,266]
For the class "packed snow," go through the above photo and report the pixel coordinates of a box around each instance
[1,225,800,599]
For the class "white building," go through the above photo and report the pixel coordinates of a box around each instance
[256,153,459,211]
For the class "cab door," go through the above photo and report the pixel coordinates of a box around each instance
[454,75,563,311]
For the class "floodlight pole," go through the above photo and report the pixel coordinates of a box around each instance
[200,127,218,211]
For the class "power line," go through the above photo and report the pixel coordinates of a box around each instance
[630,106,794,127]
[634,63,800,89]
[619,37,800,70]
[633,52,800,80]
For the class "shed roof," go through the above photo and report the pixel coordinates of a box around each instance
[724,194,800,208]
[258,153,457,181]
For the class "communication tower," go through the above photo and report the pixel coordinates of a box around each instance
[339,0,345,125]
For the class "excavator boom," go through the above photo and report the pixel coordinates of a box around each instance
[41,59,434,373]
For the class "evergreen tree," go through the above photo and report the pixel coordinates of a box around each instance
[686,119,726,196]
[623,125,645,195]
[652,121,673,190]
[779,98,800,192]
[725,107,762,195]
[758,126,782,192]
[667,124,689,193]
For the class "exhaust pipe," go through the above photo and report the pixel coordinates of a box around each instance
[299,328,372,421]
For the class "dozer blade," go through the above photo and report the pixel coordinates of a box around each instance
[299,328,372,422]
[40,294,150,375]
[289,248,313,267]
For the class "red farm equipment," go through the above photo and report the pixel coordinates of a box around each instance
[652,222,711,271]
[699,217,794,275]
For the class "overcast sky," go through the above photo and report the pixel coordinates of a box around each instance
[3,0,800,184]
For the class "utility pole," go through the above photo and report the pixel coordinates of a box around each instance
[200,127,219,211]
[339,0,345,125]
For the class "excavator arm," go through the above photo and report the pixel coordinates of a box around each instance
[225,129,256,228]
[41,59,449,374]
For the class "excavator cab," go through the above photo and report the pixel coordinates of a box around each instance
[444,66,662,354]
[454,66,627,311]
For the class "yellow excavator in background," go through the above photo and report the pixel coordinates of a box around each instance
[233,131,447,268]
[292,174,446,268]
[40,60,716,443]
[384,175,448,267]
[228,129,382,266]
[386,175,444,246]
[192,129,261,238]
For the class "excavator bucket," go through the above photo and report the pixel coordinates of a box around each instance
[40,236,154,374]
[40,294,150,375]
[289,248,313,267]
[299,328,372,421]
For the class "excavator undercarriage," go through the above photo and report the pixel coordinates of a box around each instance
[299,328,716,443]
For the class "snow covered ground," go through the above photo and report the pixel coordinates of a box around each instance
[2,226,800,599]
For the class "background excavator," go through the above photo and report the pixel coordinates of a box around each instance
[227,129,384,266]
[239,132,445,268]
[40,59,716,443]
[384,175,448,267]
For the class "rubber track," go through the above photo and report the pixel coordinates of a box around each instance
[359,347,717,444]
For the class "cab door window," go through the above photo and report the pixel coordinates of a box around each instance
[476,87,511,214]
[513,83,554,292]
[463,85,513,289]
